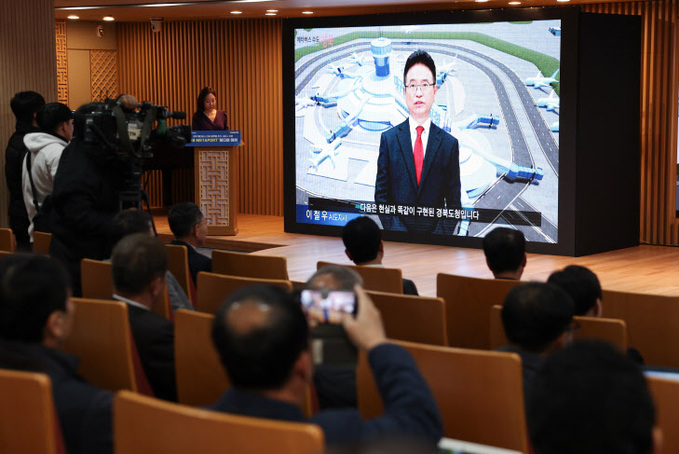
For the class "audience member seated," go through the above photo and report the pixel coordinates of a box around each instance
[306,265,364,409]
[342,216,418,295]
[482,227,526,280]
[168,202,211,284]
[0,254,113,454]
[110,210,194,313]
[499,282,575,400]
[528,340,661,454]
[547,265,644,364]
[112,233,177,401]
[547,265,602,317]
[209,284,443,447]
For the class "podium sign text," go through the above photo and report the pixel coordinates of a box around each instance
[189,130,241,146]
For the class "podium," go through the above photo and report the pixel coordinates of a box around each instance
[189,131,242,236]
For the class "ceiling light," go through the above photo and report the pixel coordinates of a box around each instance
[102,16,115,21]
[231,10,243,14]
[474,0,489,3]
[302,11,314,14]
[67,15,80,19]
[265,12,276,15]
[508,1,521,4]
[556,0,570,2]
[266,9,278,12]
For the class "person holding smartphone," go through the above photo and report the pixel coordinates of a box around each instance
[209,284,443,447]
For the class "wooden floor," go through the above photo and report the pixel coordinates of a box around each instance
[154,214,679,298]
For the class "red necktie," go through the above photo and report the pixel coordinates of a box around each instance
[414,125,424,185]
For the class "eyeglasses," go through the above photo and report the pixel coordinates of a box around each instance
[405,82,435,93]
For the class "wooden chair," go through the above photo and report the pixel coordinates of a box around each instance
[0,369,65,454]
[196,272,293,315]
[366,290,448,346]
[488,305,628,351]
[648,376,679,454]
[80,258,173,321]
[0,228,15,253]
[33,231,52,255]
[166,244,194,304]
[316,261,403,294]
[174,310,229,406]
[61,297,152,395]
[437,273,521,349]
[213,250,289,280]
[356,340,528,453]
[114,390,324,454]
[601,289,679,367]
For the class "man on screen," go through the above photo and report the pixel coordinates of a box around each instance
[375,50,461,234]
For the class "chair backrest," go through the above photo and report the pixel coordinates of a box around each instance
[81,258,173,321]
[81,258,114,300]
[114,390,324,454]
[61,298,139,392]
[316,261,403,294]
[0,369,63,454]
[366,290,448,346]
[602,289,679,367]
[33,231,52,255]
[174,310,230,406]
[0,228,15,253]
[196,272,293,315]
[648,376,679,454]
[437,273,521,349]
[166,244,194,304]
[356,340,527,453]
[488,305,628,351]
[213,250,289,280]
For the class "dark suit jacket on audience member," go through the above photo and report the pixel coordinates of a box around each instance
[126,305,177,402]
[0,341,113,454]
[210,343,442,446]
[497,344,543,404]
[403,278,418,295]
[170,239,212,285]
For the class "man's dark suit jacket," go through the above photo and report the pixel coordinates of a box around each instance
[127,305,177,402]
[403,278,418,295]
[375,119,461,233]
[209,344,442,446]
[0,341,113,454]
[170,239,212,285]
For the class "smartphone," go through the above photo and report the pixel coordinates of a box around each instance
[300,289,356,315]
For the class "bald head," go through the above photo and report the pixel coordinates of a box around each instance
[306,265,363,291]
[212,285,309,390]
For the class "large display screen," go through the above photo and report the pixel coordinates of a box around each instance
[285,10,565,246]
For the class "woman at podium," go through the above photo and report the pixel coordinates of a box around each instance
[192,86,229,130]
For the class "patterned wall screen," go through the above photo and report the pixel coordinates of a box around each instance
[90,50,118,101]
[56,20,68,105]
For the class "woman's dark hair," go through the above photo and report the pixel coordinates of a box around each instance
[196,87,217,114]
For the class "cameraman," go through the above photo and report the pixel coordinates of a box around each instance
[49,102,129,295]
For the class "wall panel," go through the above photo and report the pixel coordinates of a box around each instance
[583,1,679,245]
[0,0,58,229]
[117,19,283,215]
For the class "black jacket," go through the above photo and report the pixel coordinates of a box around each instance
[5,121,38,248]
[170,239,212,285]
[127,305,178,402]
[210,344,442,447]
[49,140,126,292]
[0,341,113,454]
